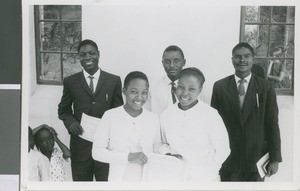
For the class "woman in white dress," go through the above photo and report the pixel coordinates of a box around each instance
[92,71,161,181]
[160,67,230,181]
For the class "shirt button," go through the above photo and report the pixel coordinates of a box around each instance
[92,102,96,104]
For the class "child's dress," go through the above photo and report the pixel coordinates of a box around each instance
[49,145,67,181]
[28,149,50,181]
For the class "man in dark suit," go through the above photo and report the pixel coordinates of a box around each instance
[211,42,282,181]
[58,39,123,181]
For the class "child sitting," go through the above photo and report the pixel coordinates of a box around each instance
[28,126,50,181]
[33,124,71,181]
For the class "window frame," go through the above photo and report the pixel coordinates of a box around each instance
[34,5,82,85]
[240,6,294,95]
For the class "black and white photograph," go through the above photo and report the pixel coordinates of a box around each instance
[20,0,299,190]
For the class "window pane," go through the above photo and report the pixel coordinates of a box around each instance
[285,26,294,57]
[255,58,268,70]
[40,22,61,51]
[40,53,62,81]
[39,5,59,20]
[259,6,270,23]
[272,6,287,23]
[245,6,259,22]
[61,5,81,20]
[244,25,269,57]
[268,59,293,89]
[269,25,285,57]
[63,54,82,79]
[61,22,82,52]
[286,6,295,23]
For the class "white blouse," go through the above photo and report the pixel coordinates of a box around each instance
[92,106,161,181]
[160,100,230,181]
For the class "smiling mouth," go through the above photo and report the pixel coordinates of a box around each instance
[133,101,143,105]
[180,97,189,101]
[86,62,93,66]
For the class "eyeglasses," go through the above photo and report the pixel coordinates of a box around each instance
[163,58,183,66]
[233,54,253,61]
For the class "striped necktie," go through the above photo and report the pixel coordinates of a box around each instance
[171,81,176,104]
[238,78,246,109]
[88,76,94,94]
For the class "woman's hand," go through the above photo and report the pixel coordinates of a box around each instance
[128,152,148,165]
[166,153,183,159]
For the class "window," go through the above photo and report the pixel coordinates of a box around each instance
[240,6,295,95]
[34,5,82,85]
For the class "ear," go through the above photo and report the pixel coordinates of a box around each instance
[122,87,126,95]
[183,59,186,66]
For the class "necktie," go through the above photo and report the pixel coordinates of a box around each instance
[171,81,176,104]
[238,78,246,109]
[88,76,94,94]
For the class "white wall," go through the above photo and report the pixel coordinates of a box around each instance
[82,4,240,101]
[28,4,294,182]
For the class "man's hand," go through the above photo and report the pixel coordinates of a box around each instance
[67,121,83,135]
[128,152,148,165]
[266,161,279,177]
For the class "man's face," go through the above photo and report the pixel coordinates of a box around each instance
[78,44,99,74]
[232,47,254,78]
[162,51,186,81]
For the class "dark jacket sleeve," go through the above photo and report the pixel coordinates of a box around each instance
[265,83,282,162]
[211,82,219,111]
[110,76,124,108]
[58,77,78,130]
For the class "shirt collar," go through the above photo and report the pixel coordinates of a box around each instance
[83,68,101,80]
[163,75,178,86]
[234,73,252,84]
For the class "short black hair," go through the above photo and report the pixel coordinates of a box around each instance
[179,67,205,87]
[162,45,185,59]
[232,42,254,57]
[34,127,53,150]
[77,39,99,53]
[124,71,149,89]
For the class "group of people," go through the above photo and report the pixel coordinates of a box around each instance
[29,39,282,182]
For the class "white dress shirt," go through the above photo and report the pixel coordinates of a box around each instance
[160,100,230,181]
[83,68,101,91]
[234,73,252,94]
[28,149,50,181]
[150,76,177,115]
[92,106,161,181]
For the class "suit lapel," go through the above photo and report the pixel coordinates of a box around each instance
[80,71,93,97]
[224,76,242,123]
[241,75,258,124]
[94,71,106,96]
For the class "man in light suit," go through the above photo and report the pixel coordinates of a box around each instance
[211,42,282,181]
[58,39,123,181]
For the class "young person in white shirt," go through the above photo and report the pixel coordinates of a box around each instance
[160,67,230,181]
[28,126,50,181]
[92,71,161,181]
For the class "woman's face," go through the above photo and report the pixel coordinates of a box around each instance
[123,78,149,112]
[37,129,54,152]
[176,75,202,110]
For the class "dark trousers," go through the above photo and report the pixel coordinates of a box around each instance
[71,156,109,181]
[220,170,264,182]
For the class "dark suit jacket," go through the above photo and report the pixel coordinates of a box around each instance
[58,70,123,161]
[211,74,282,173]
